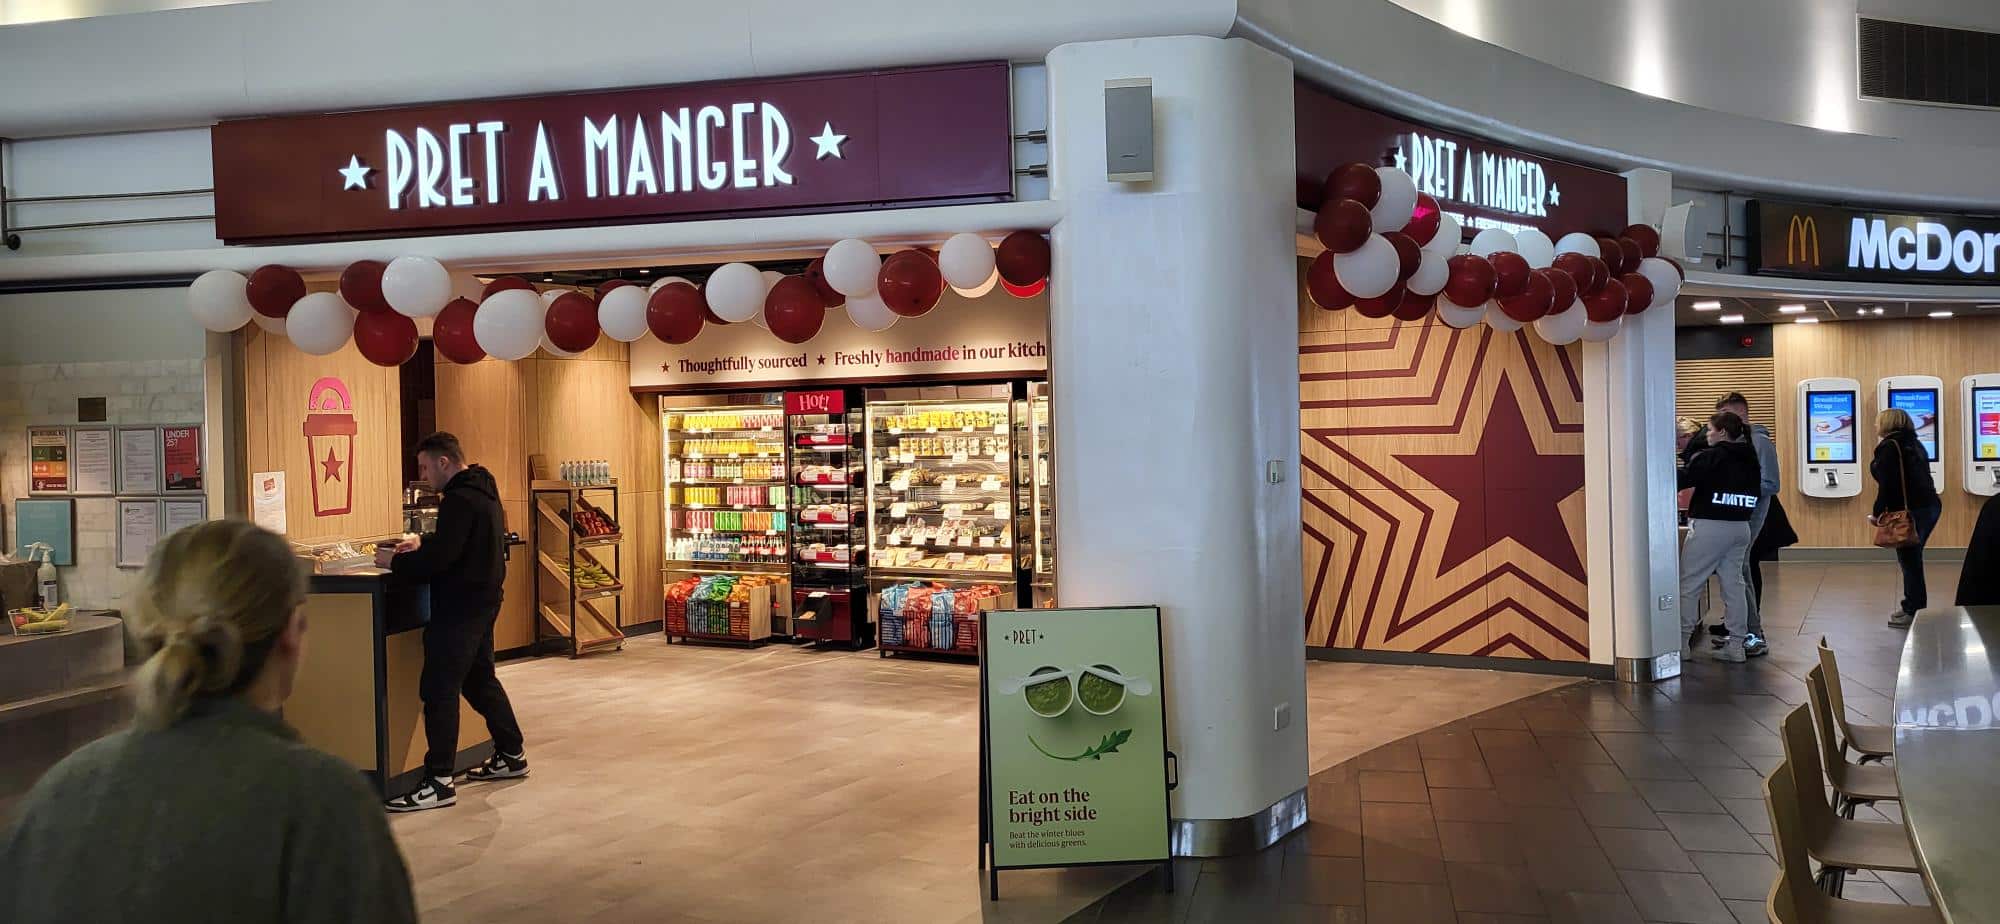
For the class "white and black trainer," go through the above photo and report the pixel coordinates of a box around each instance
[384,776,456,813]
[463,752,528,783]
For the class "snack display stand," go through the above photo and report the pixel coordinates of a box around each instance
[531,480,625,657]
[788,389,871,648]
[662,400,791,645]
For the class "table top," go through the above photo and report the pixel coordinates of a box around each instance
[1894,605,2000,924]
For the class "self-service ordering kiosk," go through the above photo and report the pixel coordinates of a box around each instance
[1964,373,2000,497]
[1798,377,1862,498]
[1878,375,1944,495]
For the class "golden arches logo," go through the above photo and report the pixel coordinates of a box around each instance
[1786,214,1821,267]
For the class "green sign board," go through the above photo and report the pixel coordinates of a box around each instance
[981,606,1171,891]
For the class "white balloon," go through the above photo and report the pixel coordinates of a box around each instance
[1469,228,1517,258]
[1534,299,1589,345]
[1423,213,1461,257]
[1580,317,1622,342]
[1370,166,1419,233]
[540,288,564,306]
[1635,257,1682,306]
[844,291,899,332]
[1333,234,1400,300]
[951,269,1001,299]
[938,233,997,290]
[1554,232,1601,259]
[288,292,358,356]
[1485,301,1527,332]
[381,255,452,318]
[760,269,784,291]
[252,313,288,336]
[823,239,881,297]
[753,270,783,328]
[474,289,546,361]
[705,263,766,323]
[1406,251,1450,296]
[648,275,694,294]
[598,285,651,342]
[450,273,487,303]
[1437,300,1486,329]
[541,335,583,358]
[1513,229,1556,268]
[188,269,254,332]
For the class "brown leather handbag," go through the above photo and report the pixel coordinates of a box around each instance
[1872,437,1919,549]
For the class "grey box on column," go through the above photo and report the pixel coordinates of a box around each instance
[1105,78,1154,182]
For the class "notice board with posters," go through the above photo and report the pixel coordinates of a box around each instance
[981,606,1173,897]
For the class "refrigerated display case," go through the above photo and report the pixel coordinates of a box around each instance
[661,396,791,645]
[1017,384,1055,607]
[788,389,870,648]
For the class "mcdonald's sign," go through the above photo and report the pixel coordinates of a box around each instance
[1750,198,2000,283]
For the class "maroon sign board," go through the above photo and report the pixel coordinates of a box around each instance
[211,62,1015,243]
[1295,82,1628,237]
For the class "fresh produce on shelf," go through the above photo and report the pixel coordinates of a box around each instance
[9,602,74,634]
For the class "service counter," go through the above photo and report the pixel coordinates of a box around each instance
[0,610,129,813]
[287,570,491,795]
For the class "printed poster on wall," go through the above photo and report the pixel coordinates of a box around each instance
[160,498,207,537]
[28,427,70,494]
[116,426,161,495]
[161,425,203,493]
[983,606,1171,879]
[71,427,115,495]
[252,471,288,535]
[116,498,160,569]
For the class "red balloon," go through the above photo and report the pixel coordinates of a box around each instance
[1593,237,1623,273]
[804,258,846,308]
[1305,252,1353,311]
[1314,198,1374,254]
[1326,163,1382,210]
[1583,277,1628,323]
[1615,238,1643,276]
[878,250,945,317]
[339,260,392,313]
[764,276,827,344]
[544,292,600,353]
[595,279,635,299]
[1442,254,1496,308]
[1383,232,1422,280]
[1544,268,1578,315]
[1353,284,1405,319]
[1392,289,1435,322]
[482,276,537,299]
[246,265,306,318]
[1001,277,1047,298]
[354,310,418,366]
[1403,194,1443,246]
[1499,270,1557,323]
[1489,251,1531,298]
[646,282,706,344]
[1621,224,1662,258]
[433,298,485,364]
[1584,256,1610,295]
[1620,272,1655,315]
[995,231,1051,287]
[1551,252,1594,293]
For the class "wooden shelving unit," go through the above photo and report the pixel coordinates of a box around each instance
[530,480,625,657]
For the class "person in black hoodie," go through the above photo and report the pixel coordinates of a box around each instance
[378,432,526,812]
[1678,412,1762,663]
[1955,492,2000,606]
[1873,408,1943,628]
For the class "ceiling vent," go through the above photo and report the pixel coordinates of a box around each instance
[1858,16,2000,109]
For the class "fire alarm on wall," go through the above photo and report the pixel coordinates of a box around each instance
[1741,336,1755,348]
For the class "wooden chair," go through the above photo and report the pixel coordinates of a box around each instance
[1764,760,1940,923]
[1806,666,1901,818]
[1778,705,1920,896]
[1818,638,1896,763]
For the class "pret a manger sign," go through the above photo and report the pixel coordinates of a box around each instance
[211,63,1013,243]
[1399,131,1555,223]
[1749,198,2000,283]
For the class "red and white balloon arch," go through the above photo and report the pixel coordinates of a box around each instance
[184,231,1054,367]
[1303,161,1682,345]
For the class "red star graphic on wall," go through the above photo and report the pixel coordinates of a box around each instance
[321,447,345,484]
[1393,378,1585,582]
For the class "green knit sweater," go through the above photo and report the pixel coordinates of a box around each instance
[1,697,416,924]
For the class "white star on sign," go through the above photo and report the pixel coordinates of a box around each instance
[338,155,372,191]
[1547,182,1561,206]
[1392,145,1407,172]
[810,122,847,160]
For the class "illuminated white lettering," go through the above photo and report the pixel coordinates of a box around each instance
[730,102,757,189]
[760,103,792,187]
[1460,152,1475,206]
[625,114,658,196]
[1916,221,1951,271]
[1889,226,1918,271]
[384,130,412,210]
[528,121,561,202]
[1954,229,1985,274]
[1986,233,2000,274]
[1479,153,1496,210]
[695,105,726,191]
[1850,218,1891,269]
[584,115,620,198]
[415,128,447,208]
[660,108,691,194]
[447,123,474,207]
[475,121,505,204]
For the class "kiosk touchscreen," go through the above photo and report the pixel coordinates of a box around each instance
[1963,373,2000,496]
[1798,378,1862,498]
[1879,375,1944,495]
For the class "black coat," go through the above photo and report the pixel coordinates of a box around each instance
[390,465,506,623]
[1679,439,1762,522]
[1871,427,1940,516]
[1957,493,2000,606]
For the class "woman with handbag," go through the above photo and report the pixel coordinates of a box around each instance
[1871,408,1943,628]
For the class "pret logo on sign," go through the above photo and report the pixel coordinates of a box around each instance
[1397,131,1559,232]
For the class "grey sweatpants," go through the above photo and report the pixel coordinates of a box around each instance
[1681,518,1751,642]
[1696,498,1767,636]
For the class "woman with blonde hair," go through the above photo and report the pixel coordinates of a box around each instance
[1,519,416,923]
[1872,407,1943,628]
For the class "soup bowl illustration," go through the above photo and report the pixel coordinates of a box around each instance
[1001,664,1155,718]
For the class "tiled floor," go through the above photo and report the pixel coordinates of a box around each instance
[1069,559,1955,923]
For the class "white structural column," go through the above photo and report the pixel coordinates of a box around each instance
[1584,168,1684,680]
[1044,36,1308,854]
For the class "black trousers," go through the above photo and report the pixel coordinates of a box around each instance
[420,613,524,778]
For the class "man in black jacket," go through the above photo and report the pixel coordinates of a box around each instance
[1678,412,1762,663]
[379,432,526,812]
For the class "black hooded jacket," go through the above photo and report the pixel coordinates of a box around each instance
[390,465,506,622]
[1679,438,1762,522]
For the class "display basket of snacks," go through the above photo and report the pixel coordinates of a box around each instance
[9,603,74,635]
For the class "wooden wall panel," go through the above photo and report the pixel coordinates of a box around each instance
[1298,268,1590,663]
[433,356,539,505]
[1774,316,2000,549]
[495,499,535,650]
[240,327,402,544]
[1676,358,1776,430]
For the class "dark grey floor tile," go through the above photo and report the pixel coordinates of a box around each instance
[1719,798,1772,836]
[1281,855,1366,907]
[1437,821,1517,864]
[1659,812,1762,855]
[1616,869,1735,924]
[1723,898,1766,924]
[1836,879,1908,904]
[1430,788,1511,823]
[1690,765,1768,801]
[1688,850,1778,901]
[1574,792,1664,830]
[1596,827,1698,873]
[1360,770,1432,804]
[1446,862,1546,915]
[1363,881,1456,924]
[1544,889,1644,924]
[1551,762,1635,795]
[1875,871,1932,906]
[1634,779,1727,815]
[1424,758,1494,790]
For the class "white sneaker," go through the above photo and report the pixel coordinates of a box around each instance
[1714,638,1747,663]
[385,776,456,812]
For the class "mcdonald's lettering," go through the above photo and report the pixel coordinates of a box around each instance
[1849,218,2000,275]
[1785,215,1820,267]
[1752,198,2000,282]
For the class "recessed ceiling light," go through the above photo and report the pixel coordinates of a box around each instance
[1719,314,1745,324]
[1693,300,1722,311]
[1779,304,1808,314]
[1873,307,1886,315]
[542,276,554,283]
[1929,310,1954,318]
[1794,317,1819,324]
[638,268,651,275]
